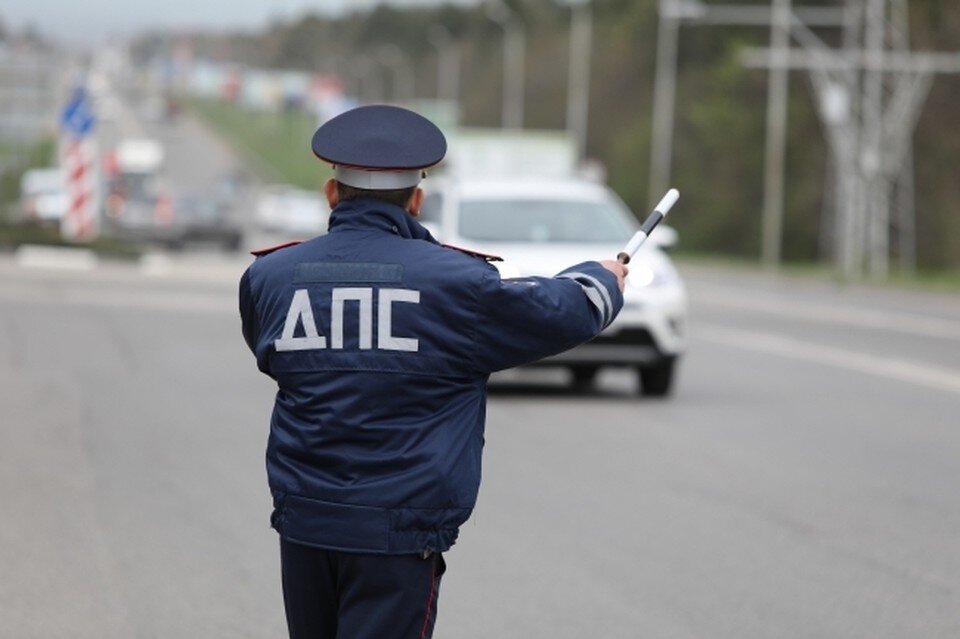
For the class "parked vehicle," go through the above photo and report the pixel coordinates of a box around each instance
[255,185,328,237]
[168,194,243,251]
[104,138,164,202]
[105,191,243,251]
[19,168,67,224]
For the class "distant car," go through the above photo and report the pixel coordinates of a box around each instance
[420,177,688,396]
[19,168,67,224]
[167,194,244,251]
[104,137,165,211]
[255,185,328,237]
[113,138,164,177]
[103,193,169,243]
[104,192,243,251]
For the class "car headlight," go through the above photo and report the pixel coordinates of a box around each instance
[495,260,523,279]
[628,264,656,287]
[627,262,677,289]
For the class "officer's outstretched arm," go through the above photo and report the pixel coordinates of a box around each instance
[471,261,623,373]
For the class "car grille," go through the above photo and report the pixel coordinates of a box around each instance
[591,328,656,347]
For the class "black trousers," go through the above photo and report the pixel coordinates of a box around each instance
[280,537,445,639]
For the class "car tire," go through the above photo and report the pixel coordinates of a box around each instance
[570,365,599,389]
[638,359,676,397]
[222,234,243,252]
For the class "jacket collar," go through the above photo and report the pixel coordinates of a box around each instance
[328,198,439,244]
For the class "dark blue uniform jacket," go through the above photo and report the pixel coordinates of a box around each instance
[239,197,623,555]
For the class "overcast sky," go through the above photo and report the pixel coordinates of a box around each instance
[3,0,475,45]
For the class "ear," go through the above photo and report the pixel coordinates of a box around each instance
[407,187,424,217]
[323,178,339,208]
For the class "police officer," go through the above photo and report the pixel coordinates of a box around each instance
[239,104,627,639]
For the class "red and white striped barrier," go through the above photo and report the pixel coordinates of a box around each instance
[60,137,100,241]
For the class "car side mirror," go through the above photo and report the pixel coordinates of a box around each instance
[649,224,678,251]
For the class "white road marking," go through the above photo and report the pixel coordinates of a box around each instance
[694,289,960,342]
[697,323,960,396]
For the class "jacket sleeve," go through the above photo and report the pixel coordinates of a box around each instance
[470,261,623,373]
[240,266,276,377]
[239,268,258,355]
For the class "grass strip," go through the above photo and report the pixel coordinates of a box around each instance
[188,98,330,190]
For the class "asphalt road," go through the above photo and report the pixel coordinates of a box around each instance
[0,254,958,639]
[4,80,958,637]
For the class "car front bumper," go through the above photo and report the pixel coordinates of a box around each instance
[536,284,687,368]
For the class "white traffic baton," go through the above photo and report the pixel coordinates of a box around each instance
[616,188,679,265]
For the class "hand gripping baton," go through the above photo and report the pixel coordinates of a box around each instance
[616,188,680,265]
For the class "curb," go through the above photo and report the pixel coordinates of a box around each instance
[15,244,99,271]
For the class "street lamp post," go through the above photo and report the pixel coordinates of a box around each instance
[487,1,525,129]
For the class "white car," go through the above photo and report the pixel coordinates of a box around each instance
[255,185,329,237]
[420,177,687,396]
[19,168,67,224]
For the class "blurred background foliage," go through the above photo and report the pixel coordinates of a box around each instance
[133,0,959,269]
[0,138,55,221]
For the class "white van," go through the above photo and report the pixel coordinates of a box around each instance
[20,168,67,224]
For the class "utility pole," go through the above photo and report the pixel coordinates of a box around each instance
[862,0,887,277]
[888,0,915,273]
[761,0,792,268]
[487,1,526,130]
[352,55,383,104]
[839,0,863,279]
[378,45,415,104]
[429,26,461,106]
[562,0,593,161]
[648,0,683,210]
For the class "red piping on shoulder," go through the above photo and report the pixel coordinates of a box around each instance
[250,241,302,257]
[441,243,503,262]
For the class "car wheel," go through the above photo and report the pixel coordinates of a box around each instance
[570,365,599,389]
[222,234,243,252]
[638,359,676,397]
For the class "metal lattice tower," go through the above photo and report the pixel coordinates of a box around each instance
[747,0,960,278]
[653,0,960,278]
[820,0,958,278]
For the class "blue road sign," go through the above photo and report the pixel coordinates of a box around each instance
[61,87,96,138]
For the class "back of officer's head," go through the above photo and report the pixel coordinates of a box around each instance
[311,104,446,212]
[335,183,416,209]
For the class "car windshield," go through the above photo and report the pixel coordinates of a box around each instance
[177,198,222,220]
[458,198,634,243]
